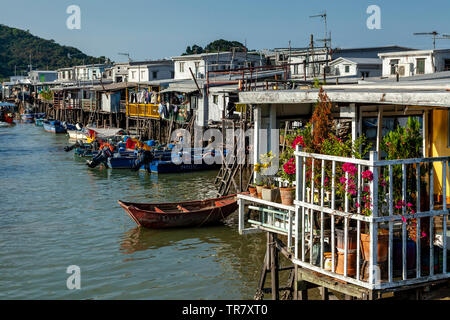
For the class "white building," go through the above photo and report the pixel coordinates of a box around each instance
[329,57,382,78]
[378,49,450,77]
[57,64,111,83]
[171,52,263,80]
[28,70,58,84]
[128,60,174,83]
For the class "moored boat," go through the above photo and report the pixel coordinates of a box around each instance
[0,121,15,127]
[117,193,240,228]
[43,120,67,133]
[67,129,88,141]
[34,118,45,126]
[21,113,34,123]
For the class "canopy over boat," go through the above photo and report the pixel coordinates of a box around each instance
[86,127,125,139]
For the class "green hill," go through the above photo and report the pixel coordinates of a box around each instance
[0,24,108,80]
[183,39,247,55]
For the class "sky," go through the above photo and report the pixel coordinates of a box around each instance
[1,0,450,63]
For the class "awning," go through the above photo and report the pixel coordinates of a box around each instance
[159,87,199,94]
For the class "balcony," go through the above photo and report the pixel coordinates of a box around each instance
[126,103,160,118]
[238,147,450,290]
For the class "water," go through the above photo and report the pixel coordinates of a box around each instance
[0,123,266,299]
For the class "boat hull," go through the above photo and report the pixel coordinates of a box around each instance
[67,130,88,140]
[0,121,15,127]
[117,194,239,229]
[149,160,220,173]
[43,121,67,133]
[21,114,34,123]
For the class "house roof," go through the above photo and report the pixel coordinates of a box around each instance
[330,57,382,66]
[378,49,450,58]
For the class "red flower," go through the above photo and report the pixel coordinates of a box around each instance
[342,163,357,176]
[292,136,305,149]
[283,158,296,175]
[362,170,373,181]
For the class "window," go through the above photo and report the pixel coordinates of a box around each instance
[131,71,136,79]
[152,71,158,79]
[141,70,145,80]
[194,62,200,73]
[445,59,450,71]
[179,62,185,73]
[213,95,218,104]
[390,59,399,75]
[416,58,425,74]
[345,65,350,73]
[293,64,298,75]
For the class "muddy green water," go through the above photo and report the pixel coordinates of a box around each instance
[0,123,266,299]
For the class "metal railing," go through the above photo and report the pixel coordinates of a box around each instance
[238,148,450,291]
[293,147,449,290]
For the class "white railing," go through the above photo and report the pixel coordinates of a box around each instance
[293,146,449,290]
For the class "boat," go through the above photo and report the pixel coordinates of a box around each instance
[146,149,223,173]
[0,121,15,127]
[34,118,45,126]
[148,159,221,173]
[43,120,67,133]
[21,113,34,123]
[117,193,240,228]
[67,129,88,141]
[0,105,15,127]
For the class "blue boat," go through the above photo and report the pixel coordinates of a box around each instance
[34,118,45,126]
[21,113,34,123]
[148,159,221,173]
[107,154,139,169]
[43,120,67,133]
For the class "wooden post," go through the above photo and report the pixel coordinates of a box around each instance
[270,232,279,300]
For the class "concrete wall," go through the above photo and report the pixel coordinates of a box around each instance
[128,65,174,82]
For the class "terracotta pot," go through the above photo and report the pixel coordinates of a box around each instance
[280,187,295,205]
[256,186,264,199]
[335,250,356,276]
[360,229,389,263]
[262,187,279,202]
[248,186,258,198]
[335,228,357,251]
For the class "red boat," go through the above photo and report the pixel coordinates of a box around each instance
[117,194,241,229]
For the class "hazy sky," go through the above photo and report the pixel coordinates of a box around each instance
[1,0,450,62]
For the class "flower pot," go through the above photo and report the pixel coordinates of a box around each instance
[248,186,258,198]
[335,250,356,276]
[262,188,279,202]
[256,186,264,199]
[335,228,358,251]
[280,187,295,205]
[360,229,389,263]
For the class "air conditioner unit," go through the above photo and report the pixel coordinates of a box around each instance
[397,63,413,77]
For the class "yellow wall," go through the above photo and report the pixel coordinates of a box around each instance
[431,109,450,201]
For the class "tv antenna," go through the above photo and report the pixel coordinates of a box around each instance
[118,52,132,63]
[310,11,329,49]
[413,31,450,49]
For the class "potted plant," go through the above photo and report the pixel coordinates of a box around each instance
[257,151,280,202]
[248,183,258,198]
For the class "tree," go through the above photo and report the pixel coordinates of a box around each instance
[181,39,246,55]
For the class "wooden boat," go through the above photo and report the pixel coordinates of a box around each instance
[117,193,240,228]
